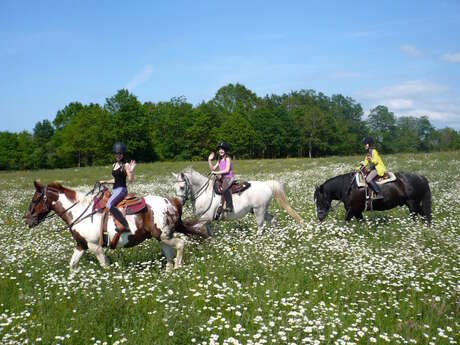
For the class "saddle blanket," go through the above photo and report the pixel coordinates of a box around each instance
[356,172,397,188]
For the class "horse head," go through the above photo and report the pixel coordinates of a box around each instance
[172,172,189,204]
[24,181,57,228]
[314,184,331,221]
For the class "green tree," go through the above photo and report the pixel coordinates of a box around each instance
[367,105,396,153]
[212,83,259,114]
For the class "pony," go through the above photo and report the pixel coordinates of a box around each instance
[24,181,203,273]
[314,172,432,223]
[172,168,304,235]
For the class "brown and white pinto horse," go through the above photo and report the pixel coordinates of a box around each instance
[24,181,202,272]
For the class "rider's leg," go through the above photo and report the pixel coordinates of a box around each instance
[365,170,383,199]
[107,187,130,232]
[222,177,234,212]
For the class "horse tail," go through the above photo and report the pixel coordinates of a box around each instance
[169,197,210,238]
[421,177,432,224]
[267,180,304,225]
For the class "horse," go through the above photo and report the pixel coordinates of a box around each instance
[172,168,304,235]
[314,172,432,223]
[24,180,203,273]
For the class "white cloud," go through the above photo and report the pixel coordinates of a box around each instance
[400,44,422,57]
[125,65,153,90]
[361,80,460,129]
[364,80,446,99]
[385,98,413,110]
[442,52,460,63]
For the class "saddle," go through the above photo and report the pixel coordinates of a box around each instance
[92,188,147,215]
[93,188,147,249]
[355,171,397,188]
[214,179,251,195]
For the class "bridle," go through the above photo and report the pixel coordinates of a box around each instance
[29,183,102,232]
[316,172,357,216]
[177,172,215,217]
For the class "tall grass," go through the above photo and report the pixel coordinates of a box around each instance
[0,152,458,344]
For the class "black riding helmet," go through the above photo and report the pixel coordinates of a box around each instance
[362,137,374,146]
[113,142,126,154]
[217,141,230,152]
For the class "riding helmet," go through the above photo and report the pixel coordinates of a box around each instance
[217,141,230,152]
[362,137,374,146]
[113,142,126,154]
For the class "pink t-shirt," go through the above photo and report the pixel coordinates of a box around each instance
[219,157,233,178]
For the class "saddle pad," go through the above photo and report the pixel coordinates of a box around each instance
[122,197,147,215]
[214,180,251,195]
[356,172,397,188]
[92,188,146,215]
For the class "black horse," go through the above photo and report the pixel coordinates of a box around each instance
[314,172,432,223]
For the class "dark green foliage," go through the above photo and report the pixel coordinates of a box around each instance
[1,85,458,170]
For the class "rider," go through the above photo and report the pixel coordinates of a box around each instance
[361,137,385,200]
[208,141,234,214]
[99,142,136,232]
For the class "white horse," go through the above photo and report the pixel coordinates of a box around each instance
[24,181,201,273]
[173,169,304,235]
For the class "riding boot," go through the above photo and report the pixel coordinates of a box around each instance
[110,206,130,232]
[368,180,384,200]
[223,189,234,212]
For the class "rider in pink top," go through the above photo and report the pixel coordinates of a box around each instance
[208,141,234,214]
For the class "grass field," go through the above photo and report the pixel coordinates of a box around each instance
[0,152,458,344]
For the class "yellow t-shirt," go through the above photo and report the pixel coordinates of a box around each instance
[363,148,386,176]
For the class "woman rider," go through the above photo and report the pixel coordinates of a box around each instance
[99,142,136,232]
[208,141,234,214]
[362,137,385,199]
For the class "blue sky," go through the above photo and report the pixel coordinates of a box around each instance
[1,0,460,132]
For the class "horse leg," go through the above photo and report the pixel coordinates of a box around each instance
[345,208,353,222]
[88,243,110,269]
[160,243,175,272]
[264,212,277,227]
[69,248,85,273]
[160,234,185,270]
[355,212,364,221]
[406,200,418,221]
[254,206,267,235]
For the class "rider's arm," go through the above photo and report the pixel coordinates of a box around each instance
[125,162,135,183]
[208,152,218,171]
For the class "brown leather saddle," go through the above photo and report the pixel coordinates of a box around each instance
[214,179,251,195]
[92,188,147,215]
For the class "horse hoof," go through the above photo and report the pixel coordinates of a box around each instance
[166,262,174,272]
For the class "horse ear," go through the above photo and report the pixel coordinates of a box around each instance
[171,172,178,179]
[180,172,184,179]
[34,180,43,190]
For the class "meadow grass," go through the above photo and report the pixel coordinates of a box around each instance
[0,152,458,344]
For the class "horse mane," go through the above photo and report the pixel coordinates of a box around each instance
[48,182,77,202]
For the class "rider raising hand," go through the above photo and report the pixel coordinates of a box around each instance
[99,142,136,232]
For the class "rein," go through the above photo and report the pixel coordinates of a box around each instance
[179,173,215,218]
[40,183,103,232]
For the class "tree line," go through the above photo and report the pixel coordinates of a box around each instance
[1,84,459,170]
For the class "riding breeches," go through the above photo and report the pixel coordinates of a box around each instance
[365,169,378,183]
[107,187,127,209]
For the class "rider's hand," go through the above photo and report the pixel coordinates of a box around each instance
[128,160,136,172]
[208,152,215,161]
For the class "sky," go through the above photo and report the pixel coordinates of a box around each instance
[1,0,460,132]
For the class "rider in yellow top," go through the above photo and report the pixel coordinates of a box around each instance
[362,137,385,199]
